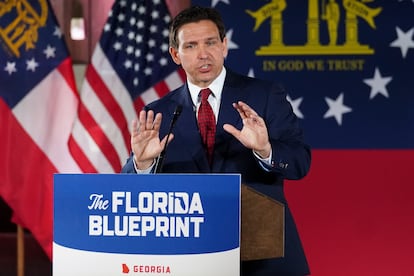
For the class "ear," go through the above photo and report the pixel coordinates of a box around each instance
[169,47,181,65]
[222,37,229,58]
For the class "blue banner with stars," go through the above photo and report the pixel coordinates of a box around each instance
[193,0,414,149]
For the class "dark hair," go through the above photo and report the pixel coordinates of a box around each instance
[169,6,226,49]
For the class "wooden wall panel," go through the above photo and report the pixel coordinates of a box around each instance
[49,0,193,63]
[50,0,114,63]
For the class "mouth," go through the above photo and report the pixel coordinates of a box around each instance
[199,64,211,72]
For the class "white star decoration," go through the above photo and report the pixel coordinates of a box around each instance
[287,95,304,119]
[363,67,393,99]
[210,1,414,128]
[26,58,39,72]
[323,93,352,126]
[53,26,62,38]
[211,0,230,8]
[104,23,111,32]
[390,27,414,58]
[247,68,255,77]
[43,45,56,59]
[4,62,17,75]
[225,29,239,50]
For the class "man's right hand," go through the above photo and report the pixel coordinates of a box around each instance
[131,110,173,170]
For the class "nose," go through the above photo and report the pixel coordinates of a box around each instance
[197,45,209,59]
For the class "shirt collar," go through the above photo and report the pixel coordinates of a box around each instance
[188,67,226,106]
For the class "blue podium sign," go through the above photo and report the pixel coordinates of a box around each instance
[53,174,241,276]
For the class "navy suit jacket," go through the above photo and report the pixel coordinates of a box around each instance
[122,69,311,275]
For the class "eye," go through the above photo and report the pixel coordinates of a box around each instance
[184,43,196,49]
[206,39,217,46]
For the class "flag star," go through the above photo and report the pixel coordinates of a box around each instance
[146,53,154,62]
[138,6,146,14]
[124,59,132,69]
[390,27,414,58]
[211,0,230,8]
[129,17,136,26]
[226,29,239,50]
[150,25,157,33]
[363,67,393,99]
[160,57,168,66]
[135,34,143,43]
[117,13,125,22]
[247,68,255,77]
[161,43,169,52]
[144,67,152,75]
[148,39,156,47]
[43,45,56,59]
[53,26,62,38]
[104,23,111,32]
[137,20,145,29]
[323,93,352,126]
[26,58,39,72]
[126,45,134,54]
[4,62,17,75]
[151,10,159,19]
[128,31,135,40]
[115,27,124,36]
[287,95,304,119]
[113,41,122,50]
[163,15,171,24]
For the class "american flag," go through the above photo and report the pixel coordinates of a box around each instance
[70,0,187,173]
[0,0,80,258]
[0,0,188,259]
[192,0,414,275]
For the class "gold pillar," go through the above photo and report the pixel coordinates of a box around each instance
[270,13,284,46]
[307,0,320,45]
[345,13,358,46]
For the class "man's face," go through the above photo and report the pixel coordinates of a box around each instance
[169,20,228,87]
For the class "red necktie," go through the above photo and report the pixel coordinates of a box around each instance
[198,88,216,164]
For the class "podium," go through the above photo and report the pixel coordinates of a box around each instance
[53,174,284,275]
[241,184,284,260]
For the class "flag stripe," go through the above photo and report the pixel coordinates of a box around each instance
[0,104,55,257]
[0,113,54,259]
[133,95,146,115]
[70,45,138,172]
[70,118,115,172]
[75,100,121,172]
[0,0,85,258]
[81,75,129,163]
[85,63,130,151]
[57,59,79,98]
[69,0,187,174]
[68,135,98,173]
[12,60,81,173]
[89,45,137,128]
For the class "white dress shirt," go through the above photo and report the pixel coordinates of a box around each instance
[134,67,272,172]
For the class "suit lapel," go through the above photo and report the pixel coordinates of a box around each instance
[212,71,248,171]
[172,71,250,172]
[172,86,210,171]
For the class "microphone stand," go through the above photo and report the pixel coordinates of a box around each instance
[154,105,182,173]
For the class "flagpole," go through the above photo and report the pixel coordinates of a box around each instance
[17,225,24,276]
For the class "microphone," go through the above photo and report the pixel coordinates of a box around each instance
[154,105,183,173]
